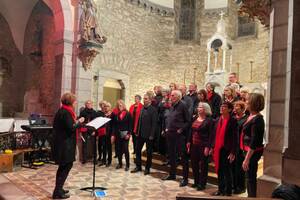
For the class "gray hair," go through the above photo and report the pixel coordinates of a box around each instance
[172,90,182,99]
[198,102,212,116]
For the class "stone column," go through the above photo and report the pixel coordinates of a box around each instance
[257,0,292,197]
[282,0,300,186]
[222,47,227,71]
[207,50,211,73]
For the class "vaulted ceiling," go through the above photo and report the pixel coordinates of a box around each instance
[0,0,55,54]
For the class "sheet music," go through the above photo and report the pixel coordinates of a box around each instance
[0,118,15,133]
[14,119,30,132]
[86,117,111,130]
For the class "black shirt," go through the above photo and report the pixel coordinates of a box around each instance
[137,105,158,139]
[242,114,265,150]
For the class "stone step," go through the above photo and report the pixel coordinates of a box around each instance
[139,152,264,185]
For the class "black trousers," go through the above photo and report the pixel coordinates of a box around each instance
[191,144,209,187]
[135,136,153,170]
[54,162,73,193]
[246,151,263,197]
[166,132,189,179]
[81,133,90,162]
[232,150,246,191]
[218,148,233,195]
[132,133,137,153]
[116,137,130,167]
[98,135,112,163]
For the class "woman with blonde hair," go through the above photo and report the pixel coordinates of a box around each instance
[223,86,238,104]
[188,102,213,191]
[111,99,133,171]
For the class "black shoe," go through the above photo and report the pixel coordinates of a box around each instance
[162,175,176,181]
[233,188,245,194]
[105,162,111,167]
[213,191,224,196]
[62,189,69,194]
[52,193,70,199]
[191,183,198,188]
[116,164,122,169]
[197,185,205,191]
[132,151,136,154]
[125,166,129,171]
[179,179,188,187]
[98,161,104,166]
[144,169,150,175]
[131,167,142,173]
[114,155,117,158]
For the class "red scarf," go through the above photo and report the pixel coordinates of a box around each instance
[119,110,127,120]
[61,104,76,122]
[61,104,79,141]
[207,91,213,101]
[129,103,143,134]
[213,115,229,174]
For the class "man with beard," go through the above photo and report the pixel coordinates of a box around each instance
[131,94,158,175]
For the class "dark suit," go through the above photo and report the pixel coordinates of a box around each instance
[52,108,80,195]
[208,92,222,119]
[135,105,158,170]
[166,100,191,179]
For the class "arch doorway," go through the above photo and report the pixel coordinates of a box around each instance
[103,79,125,108]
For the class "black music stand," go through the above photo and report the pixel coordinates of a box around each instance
[80,127,106,196]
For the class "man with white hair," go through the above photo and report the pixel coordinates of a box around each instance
[162,90,191,187]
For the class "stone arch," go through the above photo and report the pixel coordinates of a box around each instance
[93,69,130,107]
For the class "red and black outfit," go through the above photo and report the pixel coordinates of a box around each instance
[52,105,81,198]
[79,107,97,163]
[190,117,213,189]
[212,115,238,196]
[96,110,107,165]
[129,102,143,154]
[113,110,133,169]
[240,114,265,197]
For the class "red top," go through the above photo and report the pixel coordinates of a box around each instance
[207,91,213,101]
[191,120,203,145]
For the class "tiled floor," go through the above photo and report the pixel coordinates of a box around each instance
[2,160,220,200]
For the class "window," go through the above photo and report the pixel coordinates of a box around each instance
[179,0,196,41]
[238,16,256,37]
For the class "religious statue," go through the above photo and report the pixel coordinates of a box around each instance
[79,0,107,44]
[78,0,107,70]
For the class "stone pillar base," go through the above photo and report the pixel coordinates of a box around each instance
[257,175,281,198]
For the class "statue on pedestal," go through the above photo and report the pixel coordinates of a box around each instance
[78,0,107,70]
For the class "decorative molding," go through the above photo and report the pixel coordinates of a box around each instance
[125,0,174,16]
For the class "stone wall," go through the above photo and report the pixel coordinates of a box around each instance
[91,0,269,106]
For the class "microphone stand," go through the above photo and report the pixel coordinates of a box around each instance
[80,129,106,196]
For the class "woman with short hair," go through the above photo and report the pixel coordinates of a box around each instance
[111,99,133,171]
[52,93,85,199]
[189,102,213,191]
[241,93,265,197]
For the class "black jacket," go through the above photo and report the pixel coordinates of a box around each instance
[166,100,191,137]
[52,108,80,165]
[208,92,222,119]
[190,117,214,148]
[211,116,238,154]
[182,95,194,118]
[137,105,158,139]
[112,111,133,137]
[242,114,265,150]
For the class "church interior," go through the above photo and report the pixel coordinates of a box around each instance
[0,0,300,199]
